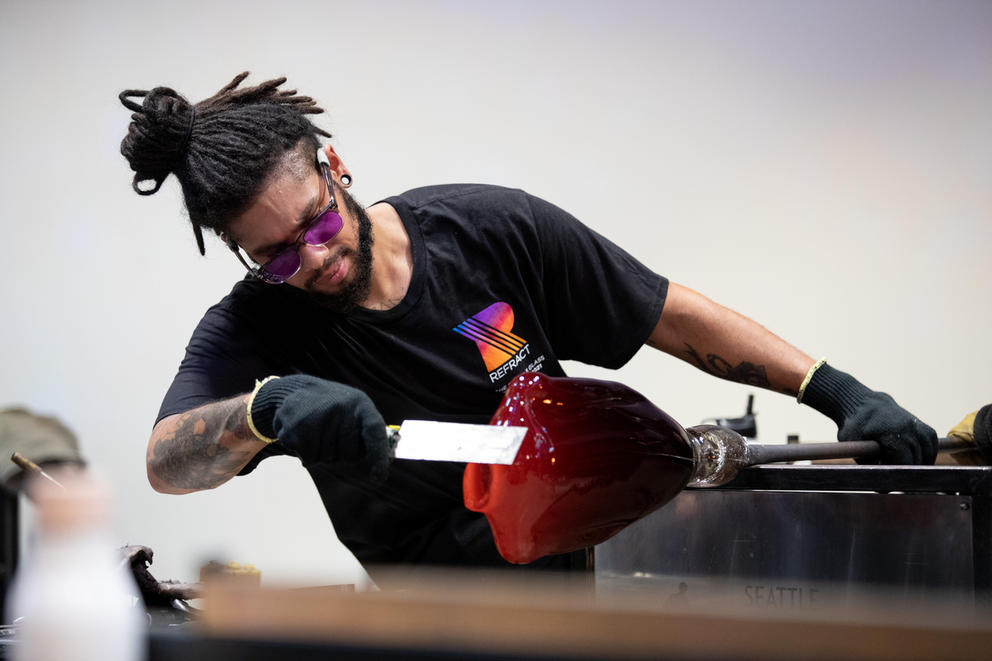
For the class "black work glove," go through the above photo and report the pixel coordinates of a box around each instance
[800,363,938,465]
[249,374,391,482]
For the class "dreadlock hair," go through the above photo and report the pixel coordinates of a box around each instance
[119,72,332,255]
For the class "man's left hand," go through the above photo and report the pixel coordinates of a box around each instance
[835,391,938,464]
[800,362,938,465]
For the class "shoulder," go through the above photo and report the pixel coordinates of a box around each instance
[194,277,315,339]
[202,277,272,322]
[383,184,537,215]
[383,185,578,239]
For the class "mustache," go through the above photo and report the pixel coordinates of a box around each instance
[304,247,349,289]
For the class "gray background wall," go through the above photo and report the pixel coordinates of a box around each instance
[1,0,989,587]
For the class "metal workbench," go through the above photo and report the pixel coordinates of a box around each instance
[595,465,992,608]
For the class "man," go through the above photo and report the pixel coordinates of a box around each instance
[119,73,937,575]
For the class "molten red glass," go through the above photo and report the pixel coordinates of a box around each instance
[463,372,695,564]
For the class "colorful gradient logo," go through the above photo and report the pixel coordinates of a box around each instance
[453,302,528,372]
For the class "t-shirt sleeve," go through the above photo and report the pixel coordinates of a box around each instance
[156,303,274,422]
[524,192,668,369]
[155,288,293,474]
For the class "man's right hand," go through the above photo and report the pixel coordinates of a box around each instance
[249,374,391,482]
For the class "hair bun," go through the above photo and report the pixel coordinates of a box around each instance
[119,86,196,195]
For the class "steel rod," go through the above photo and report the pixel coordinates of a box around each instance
[746,437,973,466]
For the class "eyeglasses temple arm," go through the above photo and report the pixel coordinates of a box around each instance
[226,240,262,280]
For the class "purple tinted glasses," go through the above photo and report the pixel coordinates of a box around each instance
[228,151,343,284]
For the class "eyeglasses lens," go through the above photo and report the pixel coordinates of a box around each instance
[261,249,303,281]
[259,210,345,282]
[304,210,343,244]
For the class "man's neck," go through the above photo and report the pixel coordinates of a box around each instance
[361,202,412,311]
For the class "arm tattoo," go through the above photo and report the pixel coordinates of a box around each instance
[684,343,771,388]
[151,398,256,490]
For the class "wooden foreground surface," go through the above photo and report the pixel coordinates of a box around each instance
[198,569,992,661]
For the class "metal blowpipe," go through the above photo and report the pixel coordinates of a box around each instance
[685,426,972,488]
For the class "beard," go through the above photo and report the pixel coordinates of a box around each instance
[303,184,375,313]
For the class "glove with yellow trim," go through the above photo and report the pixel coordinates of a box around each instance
[947,405,992,465]
[799,362,937,465]
[248,374,391,482]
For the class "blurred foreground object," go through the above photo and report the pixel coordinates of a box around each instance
[199,560,261,587]
[5,468,145,661]
[189,567,992,661]
[10,453,64,490]
[0,409,84,620]
[123,545,201,627]
[0,409,83,490]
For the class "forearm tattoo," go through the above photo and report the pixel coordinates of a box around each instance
[684,344,771,387]
[150,398,256,489]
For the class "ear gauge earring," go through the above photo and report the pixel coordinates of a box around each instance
[340,173,353,188]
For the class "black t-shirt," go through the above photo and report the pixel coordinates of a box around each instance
[157,184,668,572]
